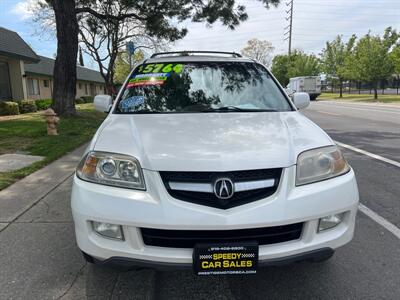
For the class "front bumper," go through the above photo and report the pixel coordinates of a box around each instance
[71,166,359,267]
[85,248,335,271]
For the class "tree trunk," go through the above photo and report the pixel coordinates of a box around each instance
[339,80,343,98]
[51,0,79,116]
[106,80,115,96]
[107,51,118,96]
[374,85,378,100]
[102,71,115,96]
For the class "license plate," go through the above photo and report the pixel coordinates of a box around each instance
[193,242,258,275]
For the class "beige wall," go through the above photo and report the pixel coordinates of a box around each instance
[25,75,105,100]
[76,81,105,98]
[0,56,27,100]
[76,81,89,98]
[0,56,105,101]
[26,75,53,100]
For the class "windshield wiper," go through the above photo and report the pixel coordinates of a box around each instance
[130,110,162,114]
[202,106,277,112]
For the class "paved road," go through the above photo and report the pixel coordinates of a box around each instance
[1,100,400,299]
[303,101,400,229]
[303,101,400,161]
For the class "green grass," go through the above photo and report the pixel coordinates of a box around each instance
[0,103,105,190]
[319,93,400,103]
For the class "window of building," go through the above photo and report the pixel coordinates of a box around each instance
[43,80,49,88]
[78,83,82,89]
[27,78,40,95]
[90,84,95,96]
[0,61,12,100]
[85,84,88,94]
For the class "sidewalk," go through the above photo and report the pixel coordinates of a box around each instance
[0,144,156,299]
[0,144,86,225]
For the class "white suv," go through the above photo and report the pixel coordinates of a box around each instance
[72,51,359,275]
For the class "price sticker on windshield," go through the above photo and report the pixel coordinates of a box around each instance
[127,63,183,87]
[137,63,183,74]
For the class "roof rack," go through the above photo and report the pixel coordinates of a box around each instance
[150,51,242,58]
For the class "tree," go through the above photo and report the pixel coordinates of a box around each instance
[352,28,398,99]
[391,45,400,74]
[271,50,320,86]
[34,0,281,116]
[32,1,169,96]
[50,0,78,116]
[287,50,320,78]
[390,45,400,93]
[271,54,290,86]
[321,35,356,97]
[77,2,178,95]
[114,50,144,85]
[241,38,274,67]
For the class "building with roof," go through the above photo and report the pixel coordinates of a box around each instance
[0,27,105,101]
[24,55,106,100]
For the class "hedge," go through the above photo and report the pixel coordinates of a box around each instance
[81,96,94,103]
[35,99,52,110]
[17,100,37,113]
[1,97,94,116]
[0,101,20,116]
[75,98,85,104]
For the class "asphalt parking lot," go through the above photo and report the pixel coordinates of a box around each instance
[0,100,399,299]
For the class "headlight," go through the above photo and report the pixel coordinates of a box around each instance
[76,151,145,190]
[296,145,350,186]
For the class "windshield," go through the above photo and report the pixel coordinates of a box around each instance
[115,61,292,114]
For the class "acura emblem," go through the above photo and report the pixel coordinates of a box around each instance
[214,178,235,199]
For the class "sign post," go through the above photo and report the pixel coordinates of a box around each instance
[126,42,135,69]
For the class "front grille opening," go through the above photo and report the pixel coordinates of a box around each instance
[141,223,303,248]
[160,168,282,209]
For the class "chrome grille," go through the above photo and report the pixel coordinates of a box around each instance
[159,169,282,209]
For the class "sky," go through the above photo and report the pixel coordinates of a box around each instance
[1,0,399,71]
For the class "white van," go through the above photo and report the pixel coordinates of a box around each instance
[287,76,321,100]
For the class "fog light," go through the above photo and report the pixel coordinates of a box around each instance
[318,213,345,232]
[92,221,124,240]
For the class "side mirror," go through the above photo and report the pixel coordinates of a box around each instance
[94,95,113,113]
[293,92,310,110]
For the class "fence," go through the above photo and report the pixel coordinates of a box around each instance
[322,78,400,95]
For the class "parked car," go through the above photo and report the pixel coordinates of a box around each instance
[286,76,321,100]
[71,51,358,275]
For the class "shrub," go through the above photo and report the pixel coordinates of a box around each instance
[81,96,94,103]
[0,101,20,116]
[35,99,52,110]
[17,100,37,113]
[75,98,85,104]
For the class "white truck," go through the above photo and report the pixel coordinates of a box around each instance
[286,76,321,100]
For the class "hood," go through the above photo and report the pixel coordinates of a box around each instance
[94,112,333,171]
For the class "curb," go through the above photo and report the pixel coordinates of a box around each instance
[319,100,400,109]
